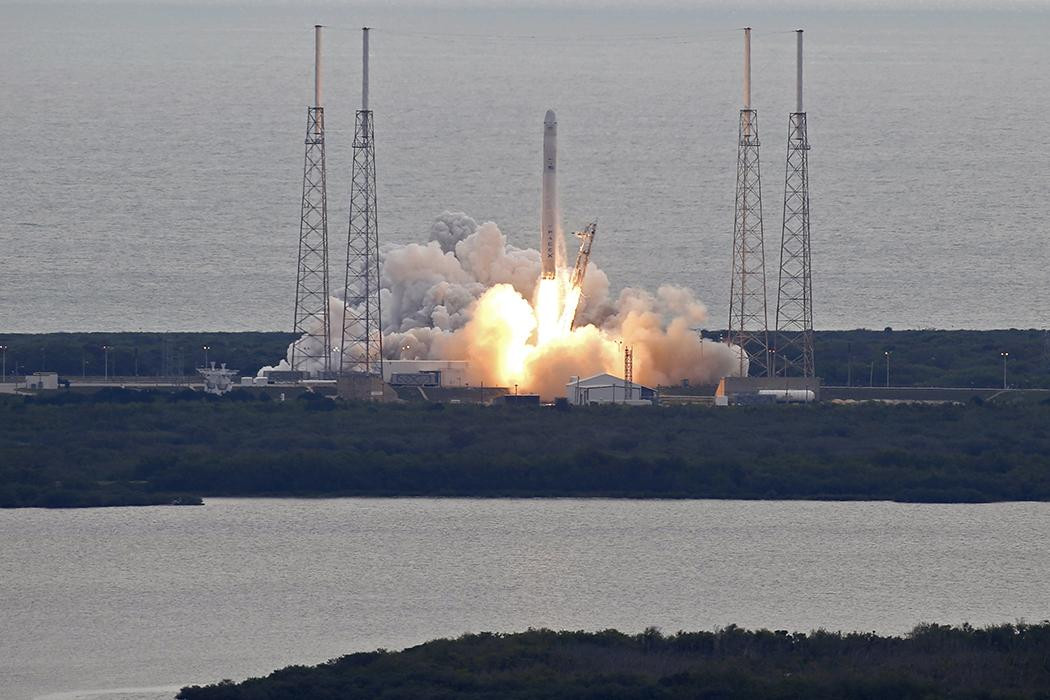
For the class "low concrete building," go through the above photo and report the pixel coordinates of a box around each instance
[262,369,307,384]
[503,393,541,406]
[566,373,658,406]
[384,360,469,387]
[715,376,821,405]
[337,373,398,401]
[25,372,59,390]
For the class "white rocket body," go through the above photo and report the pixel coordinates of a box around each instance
[540,110,558,279]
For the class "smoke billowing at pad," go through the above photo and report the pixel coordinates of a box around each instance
[269,211,744,397]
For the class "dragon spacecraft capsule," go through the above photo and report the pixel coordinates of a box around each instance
[540,109,558,280]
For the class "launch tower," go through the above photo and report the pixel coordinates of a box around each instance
[340,27,384,378]
[728,27,771,377]
[291,25,331,377]
[774,30,815,377]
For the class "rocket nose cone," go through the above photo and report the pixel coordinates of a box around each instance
[544,109,556,126]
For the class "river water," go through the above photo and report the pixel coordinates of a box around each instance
[2,498,1049,699]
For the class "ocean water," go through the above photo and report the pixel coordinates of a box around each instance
[3,498,1050,699]
[0,3,1048,333]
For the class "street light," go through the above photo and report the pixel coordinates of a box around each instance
[884,351,892,388]
[0,345,6,383]
[102,345,112,382]
[202,345,211,368]
[1001,351,1009,390]
[847,342,853,387]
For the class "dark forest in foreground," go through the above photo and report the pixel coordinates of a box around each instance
[2,392,1049,507]
[177,624,1050,700]
[1,328,1048,388]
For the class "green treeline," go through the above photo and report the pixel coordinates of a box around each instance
[177,623,1050,700]
[814,329,1050,389]
[1,328,1048,387]
[0,332,296,379]
[3,391,1050,507]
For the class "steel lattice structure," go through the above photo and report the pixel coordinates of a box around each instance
[623,346,634,401]
[339,107,384,377]
[774,111,814,377]
[291,104,331,377]
[728,107,771,377]
[774,30,815,378]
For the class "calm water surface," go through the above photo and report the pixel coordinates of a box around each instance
[1,4,1049,332]
[2,497,1049,699]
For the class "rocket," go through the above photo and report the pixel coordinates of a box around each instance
[540,109,558,279]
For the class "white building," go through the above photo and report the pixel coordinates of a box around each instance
[566,373,658,406]
[25,372,59,390]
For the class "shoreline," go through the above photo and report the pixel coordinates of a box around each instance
[175,623,1050,699]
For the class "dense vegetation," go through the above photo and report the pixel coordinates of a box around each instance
[3,390,1049,507]
[177,623,1050,699]
[1,328,1048,387]
[0,331,296,380]
[813,329,1050,389]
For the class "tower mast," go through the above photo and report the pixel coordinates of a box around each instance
[728,27,771,377]
[291,25,332,377]
[775,29,815,377]
[340,27,384,378]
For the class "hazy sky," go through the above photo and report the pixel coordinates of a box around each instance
[4,0,1050,7]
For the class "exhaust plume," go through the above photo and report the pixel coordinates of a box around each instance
[266,212,744,397]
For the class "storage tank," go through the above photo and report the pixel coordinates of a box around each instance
[757,389,815,403]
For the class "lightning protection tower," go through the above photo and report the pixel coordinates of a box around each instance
[340,27,384,378]
[291,25,331,377]
[775,30,815,377]
[728,27,771,377]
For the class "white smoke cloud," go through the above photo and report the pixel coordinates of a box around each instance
[266,211,743,395]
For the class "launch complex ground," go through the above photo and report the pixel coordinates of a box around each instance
[2,329,1048,405]
[273,26,822,398]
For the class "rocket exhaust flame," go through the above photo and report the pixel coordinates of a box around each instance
[534,277,563,347]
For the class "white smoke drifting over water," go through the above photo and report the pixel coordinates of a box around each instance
[268,212,744,397]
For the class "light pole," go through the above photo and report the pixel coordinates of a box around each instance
[884,351,891,388]
[202,345,211,368]
[847,342,853,387]
[1001,351,1009,389]
[102,345,112,382]
[0,345,6,383]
